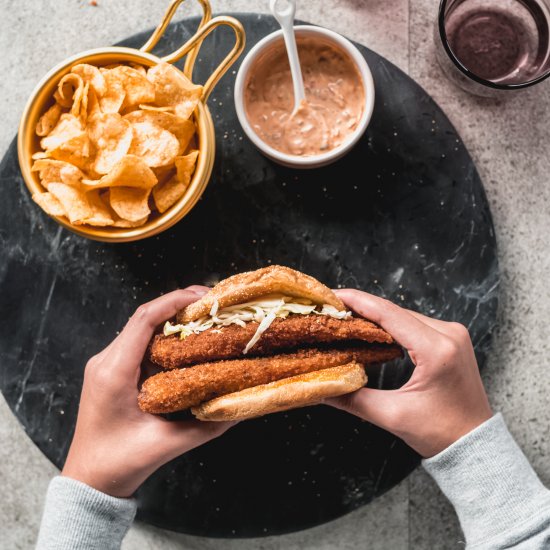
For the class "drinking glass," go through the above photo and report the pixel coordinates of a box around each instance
[435,0,550,96]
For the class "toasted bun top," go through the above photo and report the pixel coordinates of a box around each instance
[178,265,345,323]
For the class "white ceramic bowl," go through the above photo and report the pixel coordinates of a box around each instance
[234,25,375,169]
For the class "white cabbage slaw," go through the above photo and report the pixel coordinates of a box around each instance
[163,294,351,354]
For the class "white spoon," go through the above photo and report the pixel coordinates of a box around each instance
[269,0,306,113]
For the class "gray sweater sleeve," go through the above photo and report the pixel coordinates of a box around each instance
[36,476,136,550]
[423,413,550,549]
[35,415,549,549]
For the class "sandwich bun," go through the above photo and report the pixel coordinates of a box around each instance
[178,265,345,323]
[191,362,367,421]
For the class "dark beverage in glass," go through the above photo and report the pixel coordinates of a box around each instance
[436,0,550,95]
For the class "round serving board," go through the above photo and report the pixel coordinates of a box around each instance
[0,14,499,537]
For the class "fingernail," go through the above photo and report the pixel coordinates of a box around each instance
[185,287,208,296]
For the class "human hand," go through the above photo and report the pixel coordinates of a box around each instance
[327,289,492,458]
[62,287,236,498]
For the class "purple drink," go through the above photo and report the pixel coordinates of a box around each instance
[437,0,550,93]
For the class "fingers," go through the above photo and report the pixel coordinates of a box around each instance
[326,388,401,434]
[88,340,116,366]
[160,419,238,457]
[336,289,438,355]
[93,286,209,369]
[405,309,448,333]
[185,285,210,296]
[107,289,202,374]
[406,310,471,342]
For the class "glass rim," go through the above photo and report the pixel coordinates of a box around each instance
[438,0,550,90]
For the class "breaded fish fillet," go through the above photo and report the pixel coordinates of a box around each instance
[138,344,402,414]
[150,315,394,369]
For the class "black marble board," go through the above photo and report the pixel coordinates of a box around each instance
[0,13,499,538]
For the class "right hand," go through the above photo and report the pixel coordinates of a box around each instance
[326,289,493,458]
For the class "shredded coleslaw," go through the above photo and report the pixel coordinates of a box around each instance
[163,294,351,354]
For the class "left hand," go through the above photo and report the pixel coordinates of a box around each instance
[62,287,236,498]
[326,289,492,458]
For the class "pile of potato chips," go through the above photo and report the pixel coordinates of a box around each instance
[32,62,201,228]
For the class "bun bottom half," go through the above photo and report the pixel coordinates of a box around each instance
[191,362,367,421]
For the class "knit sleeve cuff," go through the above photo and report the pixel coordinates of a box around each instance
[423,413,550,548]
[36,476,137,549]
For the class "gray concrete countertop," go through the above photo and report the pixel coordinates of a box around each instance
[1,1,548,548]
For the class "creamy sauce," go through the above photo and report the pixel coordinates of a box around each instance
[244,37,365,157]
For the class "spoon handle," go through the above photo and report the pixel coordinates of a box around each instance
[270,0,306,108]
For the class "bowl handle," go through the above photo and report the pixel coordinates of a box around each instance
[161,16,246,102]
[139,0,212,80]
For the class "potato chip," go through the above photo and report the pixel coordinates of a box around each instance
[152,150,198,213]
[48,134,91,171]
[82,155,157,190]
[146,63,203,119]
[139,104,173,113]
[113,215,148,227]
[36,103,62,137]
[40,114,82,151]
[99,191,111,208]
[175,150,199,186]
[32,192,66,217]
[71,82,90,126]
[97,192,146,227]
[103,66,155,111]
[113,216,148,227]
[152,176,187,213]
[127,121,179,167]
[32,152,49,160]
[86,88,102,119]
[152,165,176,186]
[70,80,88,119]
[48,182,92,224]
[60,164,85,186]
[109,187,151,222]
[54,73,84,108]
[71,64,106,97]
[84,191,114,226]
[100,69,126,113]
[87,113,133,174]
[129,63,147,76]
[32,159,84,188]
[52,72,87,122]
[40,114,91,170]
[124,110,195,154]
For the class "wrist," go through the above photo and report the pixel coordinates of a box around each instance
[61,459,143,498]
[405,407,493,458]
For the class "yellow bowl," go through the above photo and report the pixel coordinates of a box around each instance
[17,1,245,243]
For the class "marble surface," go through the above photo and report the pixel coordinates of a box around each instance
[0,0,548,549]
[0,13,498,537]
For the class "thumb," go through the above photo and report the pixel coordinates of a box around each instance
[184,285,210,296]
[326,388,402,433]
[161,419,238,457]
